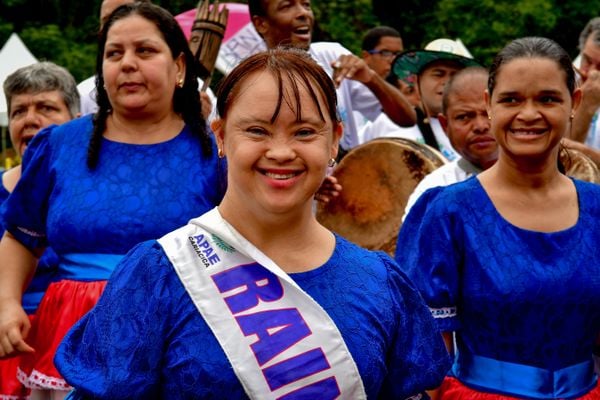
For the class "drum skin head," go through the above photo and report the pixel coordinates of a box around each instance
[560,147,600,184]
[317,138,446,256]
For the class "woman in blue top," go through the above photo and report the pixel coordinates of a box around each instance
[0,61,79,400]
[55,47,451,399]
[396,37,600,399]
[0,3,224,397]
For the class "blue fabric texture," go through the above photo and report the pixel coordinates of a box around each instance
[1,171,59,314]
[55,235,451,399]
[1,114,226,279]
[395,176,600,396]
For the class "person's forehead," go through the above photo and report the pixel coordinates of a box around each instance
[9,90,67,114]
[583,35,600,61]
[421,60,463,74]
[11,90,64,104]
[376,36,403,49]
[264,0,307,13]
[101,0,133,23]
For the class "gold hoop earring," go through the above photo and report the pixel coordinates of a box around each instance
[177,77,184,88]
[570,112,575,120]
[328,158,336,168]
[218,148,224,159]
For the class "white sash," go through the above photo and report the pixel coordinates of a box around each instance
[158,208,366,400]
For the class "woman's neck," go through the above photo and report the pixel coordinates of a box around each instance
[218,199,334,273]
[104,110,184,144]
[491,149,563,190]
[2,165,21,193]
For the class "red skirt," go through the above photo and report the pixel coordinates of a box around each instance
[440,376,600,400]
[17,279,107,390]
[0,315,35,399]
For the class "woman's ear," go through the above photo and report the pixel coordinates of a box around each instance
[211,119,225,154]
[571,87,582,115]
[176,52,186,84]
[331,122,343,160]
[484,89,492,120]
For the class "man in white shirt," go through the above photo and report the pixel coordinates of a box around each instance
[570,17,600,150]
[392,38,481,161]
[248,0,416,155]
[403,67,495,219]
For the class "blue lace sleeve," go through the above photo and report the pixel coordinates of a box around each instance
[2,126,55,249]
[395,187,462,332]
[377,253,451,398]
[55,241,175,399]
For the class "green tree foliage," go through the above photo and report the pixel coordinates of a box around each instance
[432,0,558,67]
[311,0,379,54]
[20,25,96,82]
[372,0,437,49]
[373,0,599,67]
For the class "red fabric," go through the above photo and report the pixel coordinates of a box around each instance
[0,315,34,399]
[18,280,107,390]
[440,376,600,400]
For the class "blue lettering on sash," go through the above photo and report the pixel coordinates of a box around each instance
[263,348,331,391]
[277,377,341,400]
[236,308,310,366]
[190,234,221,266]
[212,263,284,314]
[210,261,342,396]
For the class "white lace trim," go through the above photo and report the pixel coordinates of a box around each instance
[16,367,71,391]
[16,226,45,238]
[0,394,28,400]
[430,306,457,319]
[405,394,423,400]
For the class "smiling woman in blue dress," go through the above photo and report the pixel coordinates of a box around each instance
[0,3,224,398]
[54,47,451,399]
[396,37,600,399]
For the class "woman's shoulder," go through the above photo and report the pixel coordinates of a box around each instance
[332,235,414,288]
[573,178,600,215]
[111,240,174,281]
[408,176,482,220]
[26,115,93,155]
[573,178,600,196]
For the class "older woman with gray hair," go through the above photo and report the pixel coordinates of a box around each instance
[0,60,79,400]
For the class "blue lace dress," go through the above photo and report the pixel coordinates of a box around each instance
[395,176,600,399]
[55,234,451,399]
[0,172,58,398]
[1,115,226,389]
[1,172,59,316]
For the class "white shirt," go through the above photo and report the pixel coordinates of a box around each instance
[309,42,386,151]
[77,75,97,116]
[402,157,481,220]
[573,57,600,150]
[429,117,460,161]
[359,112,425,144]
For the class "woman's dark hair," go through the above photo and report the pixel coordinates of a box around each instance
[488,37,576,97]
[88,2,211,169]
[215,47,339,126]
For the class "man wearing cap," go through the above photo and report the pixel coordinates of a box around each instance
[402,67,495,219]
[393,38,481,161]
[248,0,416,155]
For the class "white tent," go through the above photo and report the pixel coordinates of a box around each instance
[0,33,38,126]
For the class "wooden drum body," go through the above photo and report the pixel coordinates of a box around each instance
[317,138,446,256]
[560,147,600,183]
